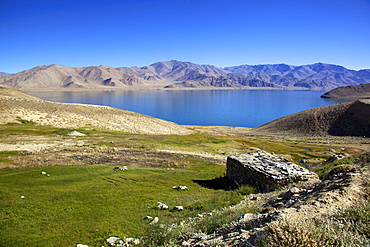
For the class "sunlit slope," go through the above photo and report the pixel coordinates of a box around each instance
[255,99,370,137]
[0,85,190,135]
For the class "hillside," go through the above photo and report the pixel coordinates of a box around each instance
[254,99,370,137]
[0,85,190,135]
[1,61,369,90]
[321,83,370,99]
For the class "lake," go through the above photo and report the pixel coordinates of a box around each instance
[29,89,340,128]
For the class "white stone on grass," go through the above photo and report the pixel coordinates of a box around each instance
[149,217,159,225]
[157,202,168,210]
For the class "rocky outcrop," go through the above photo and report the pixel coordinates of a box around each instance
[226,152,318,191]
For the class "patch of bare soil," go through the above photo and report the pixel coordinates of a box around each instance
[4,145,225,169]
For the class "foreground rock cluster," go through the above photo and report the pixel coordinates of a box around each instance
[226,152,319,191]
[179,165,366,246]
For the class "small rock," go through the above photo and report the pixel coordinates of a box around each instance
[106,236,122,246]
[143,215,153,220]
[182,241,191,246]
[67,131,86,136]
[157,202,169,210]
[173,185,188,190]
[290,187,300,194]
[20,196,25,199]
[286,199,295,205]
[171,206,184,211]
[126,238,140,245]
[149,217,159,225]
[40,171,47,175]
[76,244,89,247]
[237,213,254,223]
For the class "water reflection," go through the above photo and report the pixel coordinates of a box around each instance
[29,90,338,128]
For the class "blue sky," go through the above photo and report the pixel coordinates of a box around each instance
[1,0,370,73]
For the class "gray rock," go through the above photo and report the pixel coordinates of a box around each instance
[237,213,254,223]
[226,152,318,191]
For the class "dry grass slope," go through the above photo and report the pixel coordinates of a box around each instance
[0,85,190,135]
[254,99,370,137]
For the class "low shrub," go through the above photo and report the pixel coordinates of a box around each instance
[256,210,370,247]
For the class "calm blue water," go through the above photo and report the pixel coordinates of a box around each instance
[29,90,339,128]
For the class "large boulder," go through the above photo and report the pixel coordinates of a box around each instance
[226,152,318,192]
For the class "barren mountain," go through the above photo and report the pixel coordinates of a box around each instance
[0,72,12,78]
[254,99,370,137]
[0,64,164,90]
[1,61,369,90]
[321,83,370,99]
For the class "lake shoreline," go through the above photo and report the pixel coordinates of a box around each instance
[23,85,320,93]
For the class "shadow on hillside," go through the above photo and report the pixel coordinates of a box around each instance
[193,176,240,191]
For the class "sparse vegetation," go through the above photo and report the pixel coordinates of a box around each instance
[0,151,21,163]
[256,215,369,247]
[313,157,355,179]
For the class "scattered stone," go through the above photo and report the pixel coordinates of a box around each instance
[226,152,318,191]
[157,202,169,210]
[76,244,89,247]
[290,187,300,194]
[173,185,188,190]
[40,171,47,175]
[149,217,159,225]
[143,215,153,220]
[237,213,254,223]
[106,236,123,246]
[20,196,25,199]
[125,237,140,245]
[182,241,191,246]
[113,166,128,172]
[171,206,184,211]
[286,199,296,205]
[67,130,86,136]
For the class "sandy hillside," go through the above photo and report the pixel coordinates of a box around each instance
[254,99,370,137]
[0,85,191,135]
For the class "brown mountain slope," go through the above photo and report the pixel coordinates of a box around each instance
[0,86,190,135]
[321,83,370,99]
[254,99,370,137]
[0,64,164,90]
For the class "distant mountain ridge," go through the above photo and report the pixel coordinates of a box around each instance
[0,72,12,78]
[1,60,369,90]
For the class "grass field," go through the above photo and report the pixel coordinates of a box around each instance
[0,159,252,246]
[0,122,366,246]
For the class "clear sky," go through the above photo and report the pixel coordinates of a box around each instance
[1,0,370,73]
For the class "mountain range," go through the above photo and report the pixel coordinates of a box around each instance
[1,60,369,90]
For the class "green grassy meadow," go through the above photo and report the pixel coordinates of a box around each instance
[0,160,247,246]
[0,122,365,246]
